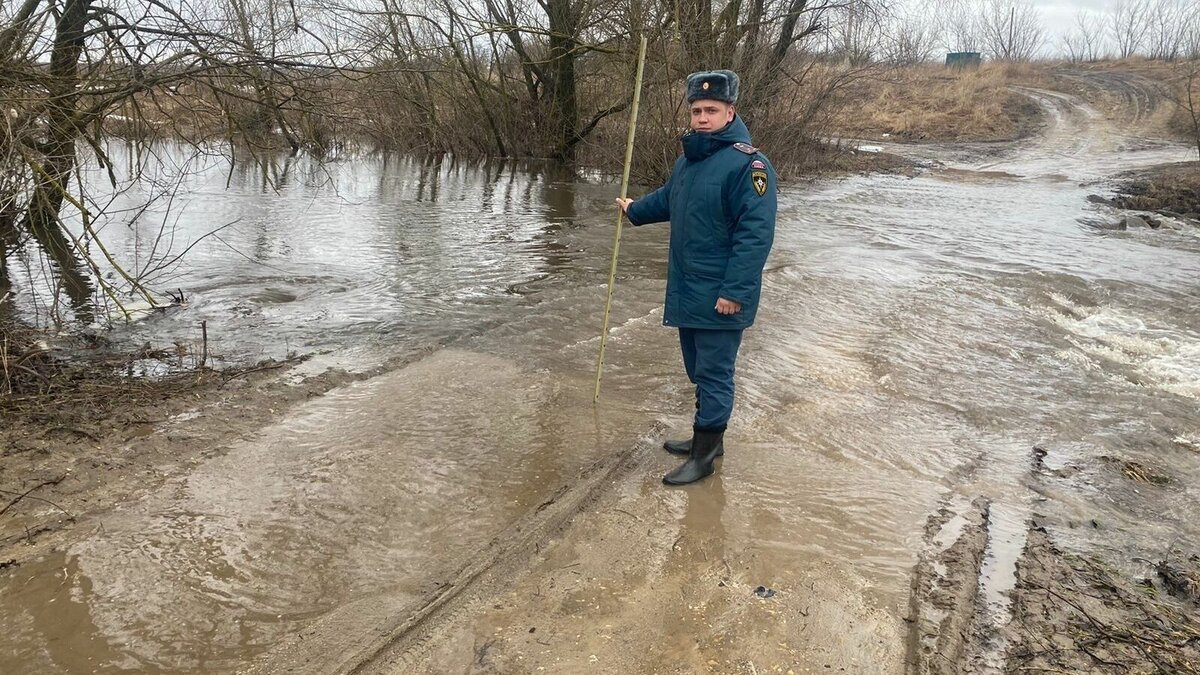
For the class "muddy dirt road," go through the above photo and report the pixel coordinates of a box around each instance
[2,79,1198,674]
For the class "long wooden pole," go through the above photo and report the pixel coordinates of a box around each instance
[594,35,648,404]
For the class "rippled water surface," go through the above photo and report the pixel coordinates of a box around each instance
[3,92,1199,672]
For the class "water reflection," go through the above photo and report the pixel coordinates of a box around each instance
[0,551,140,673]
[6,145,648,365]
[678,473,728,566]
[0,212,17,318]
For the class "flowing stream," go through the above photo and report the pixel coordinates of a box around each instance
[2,88,1198,673]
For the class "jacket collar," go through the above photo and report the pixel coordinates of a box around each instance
[680,114,752,162]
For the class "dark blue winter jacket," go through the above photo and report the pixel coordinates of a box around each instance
[626,115,777,329]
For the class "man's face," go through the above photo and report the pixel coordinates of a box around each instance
[690,100,734,133]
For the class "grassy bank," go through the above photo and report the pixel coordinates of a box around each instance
[1110,162,1200,215]
[832,62,1047,142]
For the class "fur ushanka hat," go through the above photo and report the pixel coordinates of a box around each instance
[685,70,740,105]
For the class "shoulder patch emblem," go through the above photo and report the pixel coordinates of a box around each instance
[733,142,757,155]
[751,169,768,197]
[750,159,766,169]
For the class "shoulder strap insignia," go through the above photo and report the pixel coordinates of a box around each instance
[732,142,758,155]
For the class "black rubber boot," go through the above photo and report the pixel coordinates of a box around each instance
[664,397,722,456]
[663,430,725,485]
[663,436,724,457]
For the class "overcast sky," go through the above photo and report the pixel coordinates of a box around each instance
[1034,0,1111,33]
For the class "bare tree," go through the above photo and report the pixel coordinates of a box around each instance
[937,0,983,53]
[1174,2,1200,59]
[881,1,940,64]
[1188,9,1200,59]
[438,0,637,161]
[1110,0,1152,59]
[1167,61,1200,159]
[1077,10,1106,62]
[0,0,359,320]
[1146,0,1191,61]
[980,0,1044,61]
[1061,10,1105,62]
[1061,27,1084,62]
[828,0,884,66]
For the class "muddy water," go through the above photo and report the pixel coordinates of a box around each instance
[4,88,1200,672]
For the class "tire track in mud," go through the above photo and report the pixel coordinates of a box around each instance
[974,79,1189,182]
[905,497,991,674]
[905,429,1200,672]
[245,422,666,675]
[1052,70,1171,140]
[904,462,1036,674]
[986,86,1102,170]
[900,423,1006,675]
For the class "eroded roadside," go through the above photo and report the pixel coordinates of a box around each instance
[0,336,404,569]
[907,440,1200,674]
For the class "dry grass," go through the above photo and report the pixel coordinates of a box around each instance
[831,63,1048,142]
[832,58,1200,148]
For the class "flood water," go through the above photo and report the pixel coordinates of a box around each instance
[3,91,1199,672]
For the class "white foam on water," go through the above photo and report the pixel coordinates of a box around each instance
[1036,301,1200,399]
[1174,434,1200,452]
[1052,349,1101,371]
[1142,341,1200,398]
[572,306,663,347]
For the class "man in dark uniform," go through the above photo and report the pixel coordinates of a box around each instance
[616,69,777,486]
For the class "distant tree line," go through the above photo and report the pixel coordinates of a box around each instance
[829,0,1200,65]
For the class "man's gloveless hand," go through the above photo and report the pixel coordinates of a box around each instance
[715,298,741,315]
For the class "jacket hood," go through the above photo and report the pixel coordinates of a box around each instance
[681,114,753,162]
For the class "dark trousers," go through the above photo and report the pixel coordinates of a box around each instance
[679,327,744,432]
